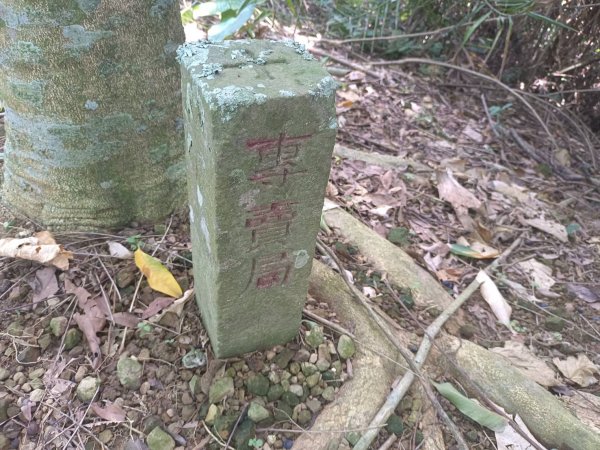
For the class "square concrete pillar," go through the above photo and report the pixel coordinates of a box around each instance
[178,40,337,358]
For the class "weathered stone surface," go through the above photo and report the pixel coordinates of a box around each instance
[116,357,143,390]
[208,376,234,404]
[247,401,270,423]
[337,334,356,359]
[76,376,100,402]
[179,39,336,358]
[246,373,269,397]
[146,426,175,450]
[49,317,68,337]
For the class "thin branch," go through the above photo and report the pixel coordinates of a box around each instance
[309,47,383,79]
[224,404,248,450]
[319,18,501,44]
[370,57,559,151]
[352,236,523,450]
[316,239,468,450]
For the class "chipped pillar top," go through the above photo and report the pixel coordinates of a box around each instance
[177,39,337,122]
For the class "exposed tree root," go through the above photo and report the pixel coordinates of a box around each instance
[297,207,600,450]
[292,260,403,450]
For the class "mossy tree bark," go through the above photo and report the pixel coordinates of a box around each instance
[0,0,185,229]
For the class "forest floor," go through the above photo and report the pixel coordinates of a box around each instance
[1,23,600,450]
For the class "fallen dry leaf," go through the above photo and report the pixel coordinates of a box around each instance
[495,411,547,450]
[73,312,105,369]
[112,312,141,328]
[462,124,483,143]
[501,279,541,304]
[362,286,377,298]
[566,283,599,304]
[66,279,106,369]
[148,289,195,323]
[437,169,482,210]
[553,354,599,387]
[142,297,176,320]
[0,232,73,270]
[490,180,532,204]
[476,271,513,332]
[91,402,126,422]
[370,205,393,218]
[31,267,59,303]
[134,249,182,298]
[490,341,559,387]
[521,216,568,243]
[517,259,555,291]
[107,241,133,259]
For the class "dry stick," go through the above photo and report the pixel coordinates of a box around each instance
[387,277,547,450]
[61,386,101,450]
[320,18,501,44]
[95,252,123,304]
[303,309,355,338]
[316,240,468,450]
[257,425,386,434]
[377,434,398,450]
[309,47,383,79]
[370,57,559,152]
[480,93,500,138]
[352,236,523,450]
[202,420,235,450]
[224,404,249,450]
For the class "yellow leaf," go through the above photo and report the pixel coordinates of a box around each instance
[134,249,182,298]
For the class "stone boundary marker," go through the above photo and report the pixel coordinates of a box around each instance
[178,40,337,358]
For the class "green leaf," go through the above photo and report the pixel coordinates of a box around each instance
[433,382,507,432]
[285,0,297,17]
[493,0,534,14]
[180,7,194,25]
[566,222,581,236]
[450,244,486,259]
[248,438,264,448]
[463,11,492,46]
[208,3,256,41]
[526,12,577,31]
[126,234,142,250]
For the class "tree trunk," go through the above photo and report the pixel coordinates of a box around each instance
[0,0,185,229]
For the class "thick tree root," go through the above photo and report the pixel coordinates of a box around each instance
[292,260,403,450]
[436,335,600,450]
[293,261,444,450]
[323,207,453,311]
[298,206,600,450]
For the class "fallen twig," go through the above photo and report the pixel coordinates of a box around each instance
[352,236,523,450]
[225,404,248,450]
[309,47,383,79]
[377,434,397,450]
[480,93,500,138]
[118,216,173,355]
[317,239,468,450]
[371,57,559,152]
[319,18,500,45]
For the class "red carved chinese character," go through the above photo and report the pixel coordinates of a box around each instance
[246,133,312,185]
[250,251,292,289]
[245,201,297,246]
